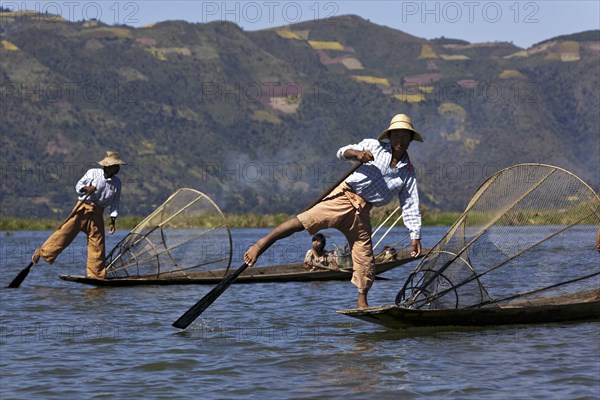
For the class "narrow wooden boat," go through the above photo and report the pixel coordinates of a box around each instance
[338,165,600,329]
[60,255,420,286]
[337,289,600,329]
[60,187,424,287]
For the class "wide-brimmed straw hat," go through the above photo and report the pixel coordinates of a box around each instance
[378,114,423,142]
[98,151,126,166]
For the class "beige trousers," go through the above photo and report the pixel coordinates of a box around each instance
[40,203,106,279]
[297,183,375,293]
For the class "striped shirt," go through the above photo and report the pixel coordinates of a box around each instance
[76,168,122,218]
[337,139,421,239]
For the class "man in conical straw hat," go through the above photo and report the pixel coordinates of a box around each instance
[31,151,126,279]
[244,114,423,309]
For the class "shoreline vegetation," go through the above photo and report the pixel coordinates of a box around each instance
[1,211,463,231]
[3,202,596,231]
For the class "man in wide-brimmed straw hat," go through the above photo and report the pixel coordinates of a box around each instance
[244,114,423,309]
[31,151,126,279]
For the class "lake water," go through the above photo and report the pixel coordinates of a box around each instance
[1,227,599,399]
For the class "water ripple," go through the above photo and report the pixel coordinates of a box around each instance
[1,228,599,399]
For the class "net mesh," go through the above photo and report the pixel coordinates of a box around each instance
[105,188,232,279]
[396,164,600,310]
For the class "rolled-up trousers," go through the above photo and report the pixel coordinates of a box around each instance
[39,203,106,279]
[297,183,375,293]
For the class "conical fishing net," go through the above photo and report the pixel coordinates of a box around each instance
[105,188,232,279]
[396,164,600,310]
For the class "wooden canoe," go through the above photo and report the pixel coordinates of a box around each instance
[59,255,421,287]
[337,288,600,329]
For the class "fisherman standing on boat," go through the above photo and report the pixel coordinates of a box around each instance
[244,114,423,309]
[31,151,126,279]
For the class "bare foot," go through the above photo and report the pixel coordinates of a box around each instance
[243,244,261,266]
[31,248,41,264]
[358,292,368,309]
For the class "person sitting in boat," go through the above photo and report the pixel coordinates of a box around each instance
[304,233,339,272]
[244,114,423,309]
[375,245,398,262]
[31,151,126,279]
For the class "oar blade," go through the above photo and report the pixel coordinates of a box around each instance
[7,262,34,288]
[172,263,249,329]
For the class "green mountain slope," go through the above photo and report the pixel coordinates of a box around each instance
[1,13,598,218]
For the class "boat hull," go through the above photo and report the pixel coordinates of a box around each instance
[338,297,600,329]
[59,257,418,286]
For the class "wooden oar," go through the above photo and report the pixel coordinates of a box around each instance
[172,163,362,330]
[7,261,35,289]
[7,193,91,288]
[172,262,249,329]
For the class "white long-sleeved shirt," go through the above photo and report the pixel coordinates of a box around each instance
[75,168,122,218]
[337,139,421,239]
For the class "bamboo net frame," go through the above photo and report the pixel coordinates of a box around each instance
[396,164,600,310]
[105,188,233,279]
